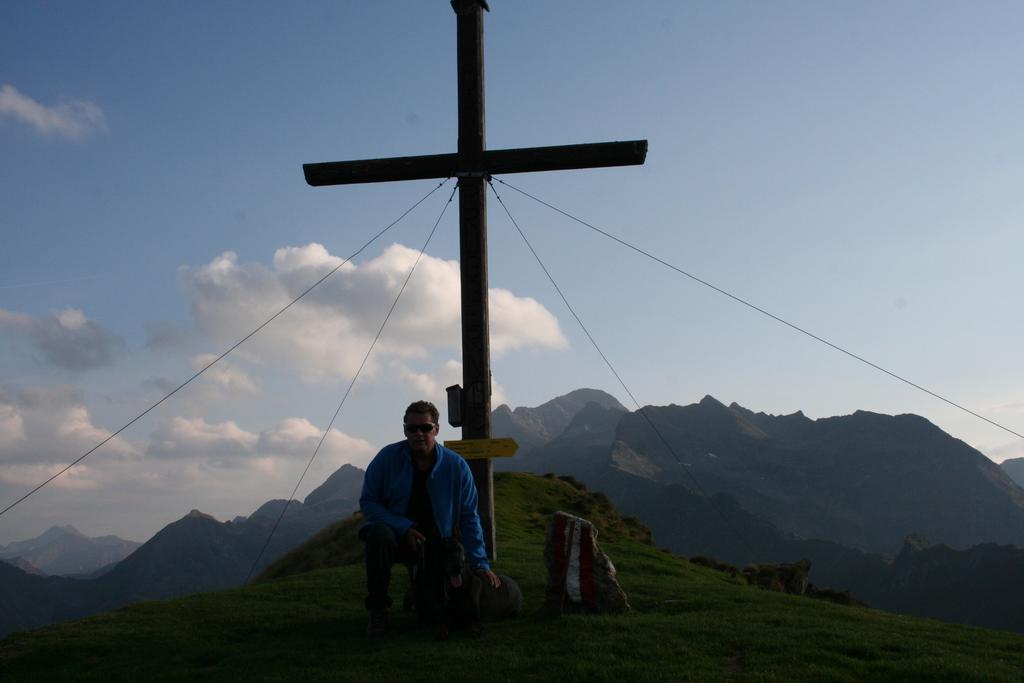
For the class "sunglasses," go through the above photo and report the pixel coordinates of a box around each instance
[404,423,437,434]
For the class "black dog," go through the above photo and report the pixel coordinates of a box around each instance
[438,536,523,638]
[412,536,522,639]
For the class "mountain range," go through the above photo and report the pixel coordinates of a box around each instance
[4,389,1024,637]
[0,525,140,577]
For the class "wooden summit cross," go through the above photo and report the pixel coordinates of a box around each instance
[303,0,646,560]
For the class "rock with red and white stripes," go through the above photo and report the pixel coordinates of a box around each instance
[544,511,630,614]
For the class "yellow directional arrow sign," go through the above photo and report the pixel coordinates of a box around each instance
[444,438,519,460]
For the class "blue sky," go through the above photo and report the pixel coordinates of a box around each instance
[1,1,1022,544]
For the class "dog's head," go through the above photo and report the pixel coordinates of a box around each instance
[440,536,467,590]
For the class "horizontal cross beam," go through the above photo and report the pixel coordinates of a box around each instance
[303,140,648,187]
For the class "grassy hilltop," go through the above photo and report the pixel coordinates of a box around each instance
[2,473,1023,681]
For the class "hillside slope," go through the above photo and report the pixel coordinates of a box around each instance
[2,473,1023,682]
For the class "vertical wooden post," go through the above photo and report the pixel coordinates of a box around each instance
[305,0,644,562]
[453,0,495,560]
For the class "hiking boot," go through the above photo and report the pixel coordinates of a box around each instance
[366,608,389,637]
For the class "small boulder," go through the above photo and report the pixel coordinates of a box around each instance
[544,511,629,614]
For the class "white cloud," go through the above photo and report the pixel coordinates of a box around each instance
[0,84,106,139]
[146,414,374,468]
[147,416,258,459]
[0,463,102,491]
[179,243,568,383]
[55,308,87,329]
[58,405,118,446]
[441,359,463,382]
[0,386,135,466]
[256,417,323,452]
[258,417,375,465]
[191,354,260,394]
[320,429,377,466]
[0,401,26,446]
[272,243,348,274]
[490,288,569,355]
[391,362,443,397]
[0,307,126,371]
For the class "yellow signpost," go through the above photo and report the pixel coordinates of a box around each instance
[444,438,519,460]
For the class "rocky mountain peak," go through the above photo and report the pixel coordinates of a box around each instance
[184,510,217,522]
[304,464,365,507]
[492,387,627,451]
[699,395,727,410]
[38,525,86,541]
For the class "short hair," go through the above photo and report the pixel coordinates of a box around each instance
[404,400,439,425]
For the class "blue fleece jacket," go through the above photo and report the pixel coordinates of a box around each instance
[359,440,490,571]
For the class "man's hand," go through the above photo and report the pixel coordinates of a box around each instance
[405,527,425,551]
[475,567,501,589]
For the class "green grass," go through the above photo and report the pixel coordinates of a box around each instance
[2,473,1023,681]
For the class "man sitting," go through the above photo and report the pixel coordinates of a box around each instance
[359,400,499,636]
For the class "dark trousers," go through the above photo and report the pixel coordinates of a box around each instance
[360,523,415,611]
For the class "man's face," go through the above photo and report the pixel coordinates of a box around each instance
[404,411,438,457]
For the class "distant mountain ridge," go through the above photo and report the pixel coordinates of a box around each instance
[0,525,140,576]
